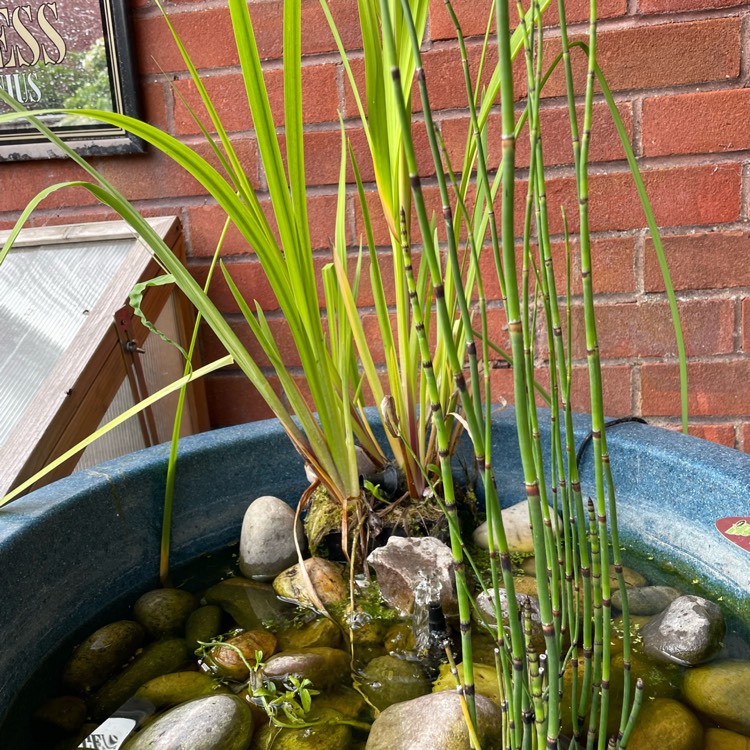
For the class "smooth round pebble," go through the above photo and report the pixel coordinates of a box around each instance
[133,589,198,638]
[239,496,305,581]
[122,694,253,750]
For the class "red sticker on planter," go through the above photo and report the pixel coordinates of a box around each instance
[716,517,750,553]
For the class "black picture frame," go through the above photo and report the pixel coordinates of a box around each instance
[0,0,143,160]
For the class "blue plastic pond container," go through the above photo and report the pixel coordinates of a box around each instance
[0,410,748,746]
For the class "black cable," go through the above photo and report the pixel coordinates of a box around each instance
[575,416,648,468]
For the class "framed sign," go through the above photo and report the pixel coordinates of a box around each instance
[0,0,143,160]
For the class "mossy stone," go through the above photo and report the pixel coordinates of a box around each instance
[185,605,223,652]
[204,577,291,630]
[277,617,342,651]
[33,695,86,735]
[62,620,146,693]
[273,558,347,609]
[628,698,703,750]
[704,728,750,749]
[433,662,501,706]
[135,671,224,708]
[133,589,198,638]
[358,655,430,711]
[252,707,351,750]
[90,638,190,720]
[682,659,750,735]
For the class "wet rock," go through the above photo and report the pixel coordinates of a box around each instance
[62,620,146,693]
[704,728,750,749]
[609,565,647,589]
[627,698,703,750]
[682,659,750,735]
[133,588,198,638]
[475,588,544,652]
[90,639,190,720]
[122,694,253,750]
[208,629,277,680]
[641,595,725,666]
[473,500,562,554]
[252,707,351,750]
[262,647,350,691]
[433,662,502,706]
[366,691,502,750]
[240,496,305,581]
[718,632,750,661]
[135,671,225,708]
[205,577,294,630]
[612,585,681,615]
[358,655,430,710]
[383,622,416,656]
[366,536,456,616]
[185,605,223,652]
[273,558,348,610]
[611,651,681,700]
[313,686,366,720]
[277,616,342,651]
[34,695,86,735]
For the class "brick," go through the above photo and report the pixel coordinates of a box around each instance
[639,0,746,14]
[440,100,632,171]
[643,89,750,158]
[429,0,627,41]
[743,298,750,353]
[490,363,632,416]
[741,423,750,454]
[134,8,239,75]
[541,18,741,98]
[173,63,339,135]
[188,204,252,258]
[478,236,637,304]
[205,371,277,425]
[201,313,304,368]
[568,299,735,360]
[641,360,750,417]
[686,423,736,448]
[141,81,170,132]
[644,232,750,293]
[543,163,741,236]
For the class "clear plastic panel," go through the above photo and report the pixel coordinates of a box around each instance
[0,239,131,447]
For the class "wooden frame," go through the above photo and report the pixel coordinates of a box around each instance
[0,0,143,159]
[0,216,209,496]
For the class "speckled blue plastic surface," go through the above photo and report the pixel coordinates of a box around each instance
[0,410,748,743]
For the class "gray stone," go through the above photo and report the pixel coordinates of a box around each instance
[240,496,305,581]
[122,694,253,750]
[473,500,563,555]
[133,588,198,638]
[366,536,456,616]
[612,585,681,615]
[641,594,725,666]
[62,620,145,693]
[358,655,430,711]
[365,691,502,750]
[682,659,750,736]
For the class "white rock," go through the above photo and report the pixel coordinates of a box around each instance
[473,499,562,554]
[239,495,305,581]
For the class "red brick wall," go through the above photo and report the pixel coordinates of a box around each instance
[2,0,749,450]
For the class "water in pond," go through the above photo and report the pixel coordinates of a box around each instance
[3,541,749,750]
